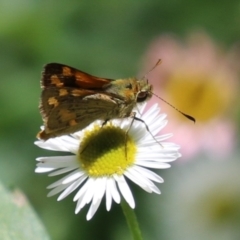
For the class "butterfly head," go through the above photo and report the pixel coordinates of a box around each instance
[136,78,153,103]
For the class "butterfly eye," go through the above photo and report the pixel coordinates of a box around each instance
[137,91,148,102]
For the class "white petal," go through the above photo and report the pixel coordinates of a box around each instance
[48,166,77,176]
[57,175,87,201]
[47,177,67,189]
[36,161,77,169]
[84,181,98,205]
[136,153,179,162]
[35,167,54,173]
[86,178,107,220]
[34,138,74,152]
[47,169,82,189]
[62,171,84,184]
[74,178,95,213]
[137,134,173,147]
[92,177,107,205]
[130,127,146,142]
[124,170,151,193]
[36,156,77,169]
[144,109,162,126]
[161,142,181,149]
[107,178,120,204]
[106,180,113,211]
[125,168,160,194]
[86,196,102,221]
[73,178,92,202]
[133,165,164,183]
[114,175,135,208]
[75,178,96,212]
[136,102,147,115]
[142,103,158,119]
[47,182,72,197]
[136,161,171,169]
[75,194,86,214]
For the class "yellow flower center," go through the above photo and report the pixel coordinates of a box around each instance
[77,123,137,177]
[165,72,232,122]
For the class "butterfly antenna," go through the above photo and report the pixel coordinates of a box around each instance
[143,59,162,79]
[152,92,196,123]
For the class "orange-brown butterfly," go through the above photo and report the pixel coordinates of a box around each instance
[37,61,194,140]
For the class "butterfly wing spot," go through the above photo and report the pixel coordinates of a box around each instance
[50,75,63,87]
[70,89,96,97]
[59,88,68,96]
[69,119,78,126]
[71,89,82,96]
[62,66,73,76]
[48,97,59,107]
[58,108,77,122]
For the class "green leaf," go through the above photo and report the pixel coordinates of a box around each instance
[0,182,50,240]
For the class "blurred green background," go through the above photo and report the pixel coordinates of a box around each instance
[0,1,240,240]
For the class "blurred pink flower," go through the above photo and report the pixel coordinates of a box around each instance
[141,33,238,160]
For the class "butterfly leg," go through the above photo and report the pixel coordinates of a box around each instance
[101,119,109,127]
[123,112,137,160]
[133,116,163,148]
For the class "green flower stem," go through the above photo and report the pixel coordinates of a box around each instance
[121,199,143,240]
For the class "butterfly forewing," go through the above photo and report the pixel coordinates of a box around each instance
[41,63,112,89]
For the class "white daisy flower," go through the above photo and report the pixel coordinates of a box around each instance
[35,103,181,220]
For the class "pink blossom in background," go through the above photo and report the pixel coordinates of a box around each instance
[140,33,238,160]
